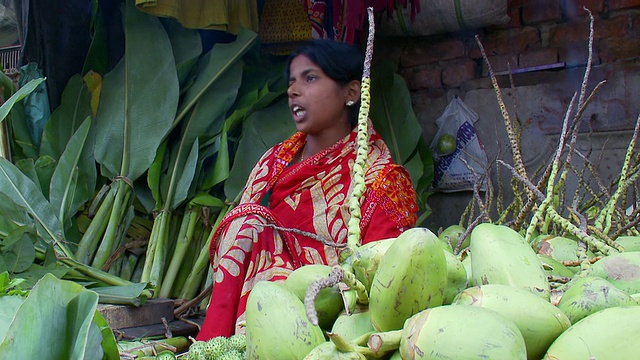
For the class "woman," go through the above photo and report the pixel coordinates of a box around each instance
[197,39,418,340]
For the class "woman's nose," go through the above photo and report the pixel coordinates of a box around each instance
[287,83,300,98]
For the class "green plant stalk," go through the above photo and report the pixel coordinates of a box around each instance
[346,8,375,255]
[91,180,132,268]
[525,94,577,243]
[179,205,229,300]
[119,253,139,282]
[141,210,171,291]
[367,329,402,355]
[547,207,617,256]
[75,188,115,264]
[595,114,640,233]
[171,219,204,298]
[158,205,199,298]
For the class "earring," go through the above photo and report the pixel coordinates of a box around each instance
[346,100,355,106]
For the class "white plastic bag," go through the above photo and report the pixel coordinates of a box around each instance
[430,97,488,192]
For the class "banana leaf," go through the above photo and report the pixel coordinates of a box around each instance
[0,193,31,238]
[89,0,179,269]
[370,61,423,165]
[0,157,72,258]
[94,0,179,182]
[0,273,107,360]
[40,74,93,161]
[156,60,243,210]
[173,27,257,129]
[0,78,45,123]
[49,117,94,228]
[90,282,152,306]
[225,97,295,199]
[82,1,111,77]
[1,227,36,274]
[161,18,202,90]
[7,101,39,160]
[15,155,59,201]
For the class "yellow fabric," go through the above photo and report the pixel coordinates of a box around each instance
[135,0,259,34]
[258,0,311,54]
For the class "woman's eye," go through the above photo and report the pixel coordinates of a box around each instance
[306,75,316,82]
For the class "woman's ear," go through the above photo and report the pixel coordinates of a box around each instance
[346,80,361,104]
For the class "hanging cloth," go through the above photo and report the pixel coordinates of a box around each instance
[135,0,259,34]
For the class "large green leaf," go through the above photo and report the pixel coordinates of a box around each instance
[225,97,295,199]
[1,229,36,274]
[174,28,257,129]
[0,295,24,339]
[160,60,243,210]
[82,2,111,76]
[0,193,31,238]
[8,102,39,160]
[169,139,199,210]
[93,311,119,359]
[161,18,202,89]
[0,78,45,123]
[0,157,69,257]
[90,282,152,306]
[370,61,423,165]
[40,75,93,161]
[94,0,179,182]
[49,117,93,227]
[0,274,102,360]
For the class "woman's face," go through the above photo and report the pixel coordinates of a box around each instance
[287,54,355,138]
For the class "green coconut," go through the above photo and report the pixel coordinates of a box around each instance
[438,224,469,253]
[544,306,640,359]
[557,276,637,324]
[470,223,549,300]
[615,235,640,252]
[455,284,571,360]
[351,238,395,293]
[400,305,527,359]
[443,250,467,304]
[585,251,640,294]
[284,264,344,329]
[330,305,375,342]
[245,281,325,359]
[538,255,576,278]
[536,236,595,272]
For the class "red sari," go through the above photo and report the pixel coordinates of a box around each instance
[197,123,418,340]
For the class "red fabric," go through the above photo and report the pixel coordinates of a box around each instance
[197,123,418,340]
[299,0,422,45]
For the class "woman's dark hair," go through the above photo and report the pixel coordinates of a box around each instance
[285,40,364,127]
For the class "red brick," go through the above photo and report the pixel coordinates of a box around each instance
[549,16,629,46]
[470,27,540,58]
[487,7,522,29]
[559,41,601,66]
[405,67,442,90]
[442,60,478,87]
[401,40,465,67]
[522,0,562,24]
[596,15,630,37]
[563,0,604,18]
[481,54,519,76]
[609,0,640,9]
[519,48,559,68]
[598,36,640,62]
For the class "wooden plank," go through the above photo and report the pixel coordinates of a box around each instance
[116,316,204,340]
[98,298,175,330]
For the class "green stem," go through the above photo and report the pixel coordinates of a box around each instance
[75,187,115,264]
[158,206,199,298]
[141,210,171,291]
[366,330,402,356]
[179,206,229,300]
[91,180,131,269]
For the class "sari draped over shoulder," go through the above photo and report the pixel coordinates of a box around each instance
[197,123,418,339]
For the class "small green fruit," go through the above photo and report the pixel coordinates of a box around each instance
[437,133,457,155]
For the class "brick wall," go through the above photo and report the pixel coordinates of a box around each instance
[378,0,640,93]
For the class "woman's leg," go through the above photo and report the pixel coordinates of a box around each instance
[197,213,295,339]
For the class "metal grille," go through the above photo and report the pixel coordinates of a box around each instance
[0,45,21,74]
